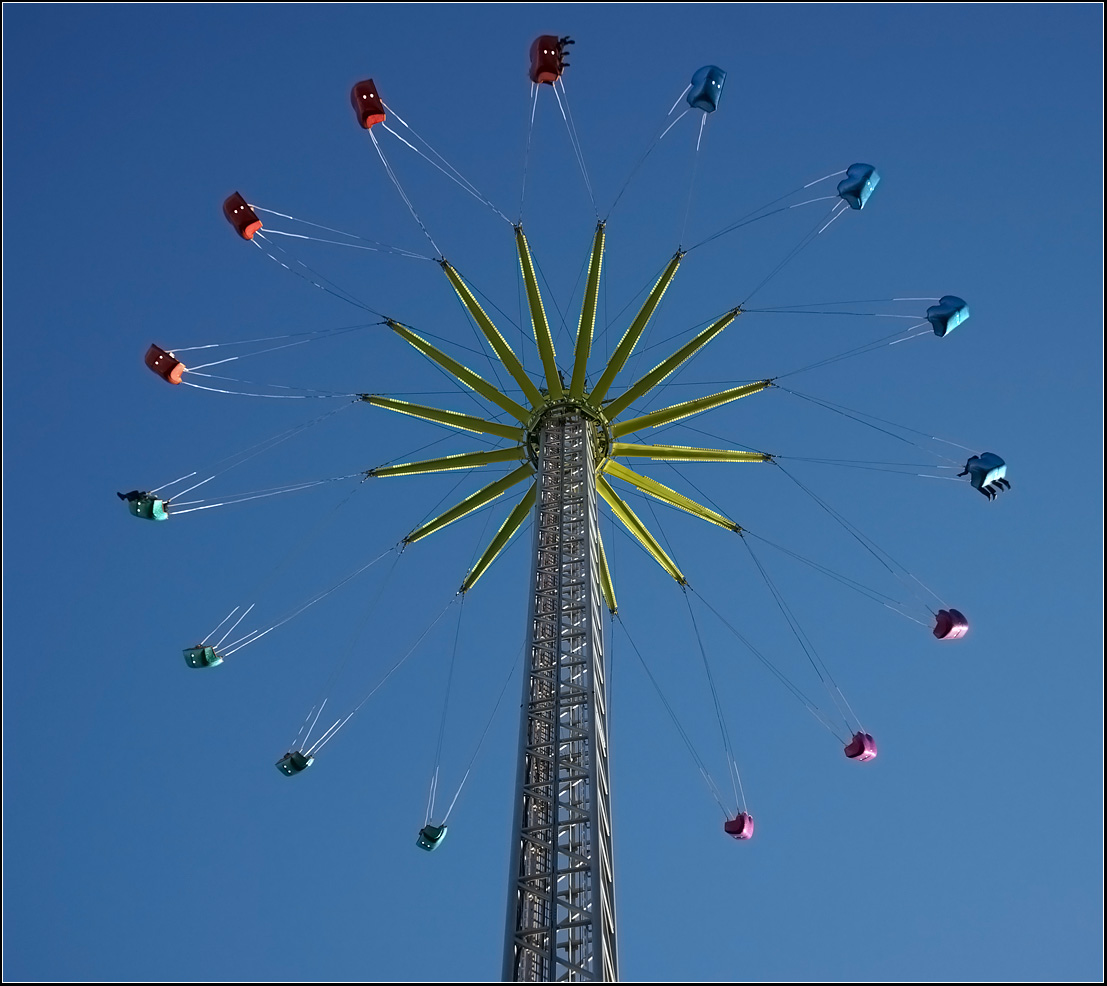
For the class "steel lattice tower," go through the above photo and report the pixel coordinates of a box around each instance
[503,412,617,982]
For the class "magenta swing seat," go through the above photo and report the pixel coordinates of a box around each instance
[844,731,877,762]
[723,812,754,840]
[933,608,969,640]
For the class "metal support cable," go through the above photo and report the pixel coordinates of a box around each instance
[309,594,458,755]
[427,591,466,822]
[251,205,432,257]
[441,643,525,824]
[688,587,841,738]
[553,79,596,213]
[739,534,858,733]
[615,615,730,815]
[775,462,947,612]
[251,234,384,316]
[222,544,399,656]
[368,129,442,257]
[682,588,744,810]
[739,200,849,309]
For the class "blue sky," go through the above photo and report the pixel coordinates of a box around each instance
[3,4,1102,982]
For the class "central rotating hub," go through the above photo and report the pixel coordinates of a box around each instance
[524,397,614,471]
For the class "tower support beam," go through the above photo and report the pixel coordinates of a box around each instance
[504,411,617,982]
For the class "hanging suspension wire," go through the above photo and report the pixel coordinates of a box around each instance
[738,534,859,735]
[687,201,804,252]
[306,594,458,756]
[518,83,541,222]
[650,452,918,623]
[380,111,481,201]
[689,168,848,252]
[383,120,511,223]
[159,324,380,393]
[552,79,596,213]
[187,468,377,684]
[427,594,466,825]
[163,474,215,502]
[646,454,924,631]
[783,385,941,451]
[635,495,744,807]
[285,703,323,756]
[667,84,693,117]
[255,226,435,258]
[298,701,329,755]
[289,546,406,756]
[377,106,514,226]
[212,604,255,650]
[368,129,442,257]
[169,473,365,516]
[200,606,248,649]
[769,323,930,380]
[743,530,910,611]
[171,322,378,358]
[739,200,850,308]
[417,507,524,817]
[251,205,434,258]
[181,378,358,399]
[683,588,744,810]
[775,456,960,474]
[634,498,744,812]
[616,614,731,816]
[250,234,386,316]
[774,462,949,615]
[687,586,843,737]
[148,470,196,497]
[606,84,692,222]
[185,365,365,396]
[770,456,962,489]
[440,642,524,824]
[748,296,940,313]
[221,544,400,657]
[678,117,706,248]
[776,386,978,460]
[136,403,358,510]
[178,330,373,394]
[551,80,602,213]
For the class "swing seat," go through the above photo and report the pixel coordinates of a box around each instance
[183,645,224,668]
[529,36,566,85]
[963,453,1006,491]
[127,496,169,521]
[723,812,754,840]
[926,295,970,337]
[276,751,314,776]
[933,608,969,640]
[687,66,726,113]
[350,79,386,129]
[417,824,448,851]
[223,191,262,240]
[844,731,877,761]
[837,163,880,210]
[145,344,186,384]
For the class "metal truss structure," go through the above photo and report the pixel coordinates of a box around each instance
[503,412,616,982]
